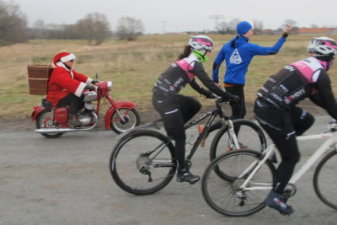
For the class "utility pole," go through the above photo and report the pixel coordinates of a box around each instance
[161,21,167,34]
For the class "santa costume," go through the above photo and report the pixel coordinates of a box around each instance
[47,52,93,114]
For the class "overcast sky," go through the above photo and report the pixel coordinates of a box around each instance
[12,0,337,34]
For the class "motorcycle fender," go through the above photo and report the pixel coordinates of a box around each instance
[104,101,136,129]
[31,105,45,121]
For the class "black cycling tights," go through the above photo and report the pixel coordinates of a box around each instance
[152,94,201,170]
[255,106,314,194]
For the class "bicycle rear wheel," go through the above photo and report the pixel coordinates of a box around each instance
[202,150,276,217]
[313,149,337,210]
[110,129,177,195]
[210,119,266,161]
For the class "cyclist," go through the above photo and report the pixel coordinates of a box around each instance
[212,21,291,121]
[254,37,337,214]
[152,35,238,184]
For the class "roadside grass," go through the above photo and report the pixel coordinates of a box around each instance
[0,34,336,118]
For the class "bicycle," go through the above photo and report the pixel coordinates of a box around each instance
[109,97,266,195]
[201,120,337,217]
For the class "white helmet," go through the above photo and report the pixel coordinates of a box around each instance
[307,37,337,56]
[188,35,214,52]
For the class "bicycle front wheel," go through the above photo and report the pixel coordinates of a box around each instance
[210,119,266,161]
[202,150,276,217]
[110,129,177,195]
[313,149,337,210]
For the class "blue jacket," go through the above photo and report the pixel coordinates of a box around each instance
[212,35,287,85]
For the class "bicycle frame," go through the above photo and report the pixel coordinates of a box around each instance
[184,102,239,161]
[240,131,337,191]
[117,99,241,168]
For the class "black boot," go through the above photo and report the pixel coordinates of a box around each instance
[176,168,200,184]
[69,114,81,127]
[264,191,294,215]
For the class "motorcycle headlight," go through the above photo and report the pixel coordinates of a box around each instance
[97,81,112,92]
[107,81,112,91]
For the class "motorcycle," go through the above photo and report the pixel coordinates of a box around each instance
[31,81,140,138]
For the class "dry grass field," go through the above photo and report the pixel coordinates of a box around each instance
[0,34,336,119]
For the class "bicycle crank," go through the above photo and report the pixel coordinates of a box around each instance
[284,183,297,200]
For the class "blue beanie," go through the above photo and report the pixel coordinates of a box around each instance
[237,21,252,35]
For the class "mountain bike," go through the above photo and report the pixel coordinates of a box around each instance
[109,97,266,195]
[201,120,337,217]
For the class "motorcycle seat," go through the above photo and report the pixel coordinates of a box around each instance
[42,98,52,109]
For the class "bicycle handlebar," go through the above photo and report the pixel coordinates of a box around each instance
[214,96,231,104]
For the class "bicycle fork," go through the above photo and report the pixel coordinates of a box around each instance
[227,120,240,150]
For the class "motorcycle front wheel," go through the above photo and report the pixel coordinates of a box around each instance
[36,109,63,138]
[110,108,140,134]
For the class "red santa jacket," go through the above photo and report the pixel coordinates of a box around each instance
[47,64,92,106]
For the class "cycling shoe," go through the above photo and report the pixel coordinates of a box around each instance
[264,191,294,215]
[176,168,200,184]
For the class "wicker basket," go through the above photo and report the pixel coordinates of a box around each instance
[27,65,54,95]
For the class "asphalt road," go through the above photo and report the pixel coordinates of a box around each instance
[1,115,337,225]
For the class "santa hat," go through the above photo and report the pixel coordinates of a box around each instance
[53,52,76,65]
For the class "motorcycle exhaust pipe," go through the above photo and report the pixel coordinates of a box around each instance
[35,123,97,133]
[35,113,98,133]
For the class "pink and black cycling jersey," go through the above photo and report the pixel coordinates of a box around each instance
[257,57,337,119]
[153,54,230,98]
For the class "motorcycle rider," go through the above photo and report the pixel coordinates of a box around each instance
[47,52,98,126]
[254,37,337,214]
[152,35,239,184]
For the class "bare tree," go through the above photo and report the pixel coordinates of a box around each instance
[216,21,228,34]
[116,17,144,41]
[0,0,27,45]
[228,18,240,34]
[75,12,111,45]
[283,19,297,28]
[215,18,244,35]
[33,19,45,29]
[253,19,264,35]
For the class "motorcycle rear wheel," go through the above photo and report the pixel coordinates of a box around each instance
[36,109,63,138]
[110,108,140,134]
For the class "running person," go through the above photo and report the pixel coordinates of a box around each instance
[152,35,238,184]
[254,37,337,214]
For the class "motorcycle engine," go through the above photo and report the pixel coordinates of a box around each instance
[78,113,93,126]
[84,102,95,111]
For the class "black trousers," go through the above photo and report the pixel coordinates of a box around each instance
[58,94,84,115]
[152,93,201,170]
[225,85,246,120]
[254,101,314,194]
[207,85,245,134]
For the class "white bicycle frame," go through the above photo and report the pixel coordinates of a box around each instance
[239,130,337,191]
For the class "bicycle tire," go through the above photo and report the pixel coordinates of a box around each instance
[210,119,266,161]
[202,150,276,217]
[109,129,177,195]
[313,149,337,210]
